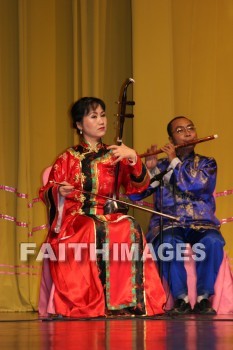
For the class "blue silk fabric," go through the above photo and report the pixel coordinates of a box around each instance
[130,152,221,231]
[130,152,225,298]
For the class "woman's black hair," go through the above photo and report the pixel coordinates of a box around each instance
[70,97,106,133]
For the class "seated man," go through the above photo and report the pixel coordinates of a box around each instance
[130,116,225,315]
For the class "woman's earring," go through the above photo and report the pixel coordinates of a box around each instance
[80,129,82,134]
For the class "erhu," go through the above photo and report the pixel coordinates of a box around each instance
[103,78,135,215]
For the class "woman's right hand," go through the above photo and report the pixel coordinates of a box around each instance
[145,144,158,170]
[57,181,75,197]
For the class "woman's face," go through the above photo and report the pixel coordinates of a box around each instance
[77,104,107,144]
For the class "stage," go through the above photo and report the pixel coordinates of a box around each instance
[0,313,233,349]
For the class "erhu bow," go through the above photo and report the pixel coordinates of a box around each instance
[51,181,178,220]
[103,78,135,214]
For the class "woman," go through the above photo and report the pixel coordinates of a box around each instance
[39,97,165,318]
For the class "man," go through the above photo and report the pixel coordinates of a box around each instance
[131,116,225,315]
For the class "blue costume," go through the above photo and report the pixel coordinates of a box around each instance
[130,151,225,300]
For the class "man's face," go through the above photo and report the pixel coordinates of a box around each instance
[169,117,197,146]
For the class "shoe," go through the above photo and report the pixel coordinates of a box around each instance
[193,299,216,315]
[168,299,192,315]
[49,314,65,319]
[106,308,135,317]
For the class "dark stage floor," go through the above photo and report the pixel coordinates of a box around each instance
[0,312,233,349]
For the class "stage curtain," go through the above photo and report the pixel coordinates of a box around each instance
[0,0,132,312]
[131,0,233,268]
[1,0,233,313]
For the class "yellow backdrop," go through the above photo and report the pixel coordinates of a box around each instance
[0,0,132,312]
[132,0,233,264]
[0,0,232,311]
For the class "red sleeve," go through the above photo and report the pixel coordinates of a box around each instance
[119,155,150,195]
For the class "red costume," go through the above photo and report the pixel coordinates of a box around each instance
[39,140,165,317]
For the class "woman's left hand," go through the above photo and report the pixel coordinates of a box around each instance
[107,143,137,165]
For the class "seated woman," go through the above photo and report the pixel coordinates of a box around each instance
[39,97,166,318]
